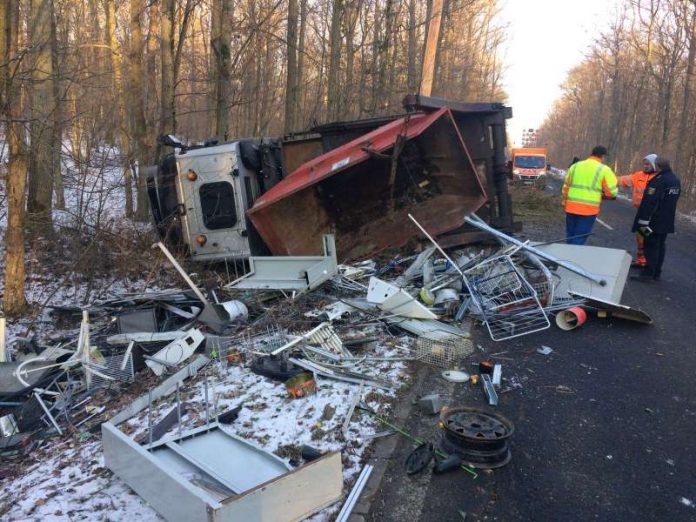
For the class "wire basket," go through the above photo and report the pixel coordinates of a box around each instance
[464,255,550,341]
[415,336,473,369]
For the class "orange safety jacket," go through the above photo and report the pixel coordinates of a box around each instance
[562,156,618,216]
[618,171,656,207]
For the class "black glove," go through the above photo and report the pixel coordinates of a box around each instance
[637,226,653,238]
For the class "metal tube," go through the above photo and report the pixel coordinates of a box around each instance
[204,373,210,426]
[34,392,62,435]
[148,389,153,447]
[408,214,464,277]
[176,383,182,439]
[336,464,374,522]
[463,216,607,286]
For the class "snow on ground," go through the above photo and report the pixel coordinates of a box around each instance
[2,325,413,521]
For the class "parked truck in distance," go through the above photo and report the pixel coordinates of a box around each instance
[511,147,547,186]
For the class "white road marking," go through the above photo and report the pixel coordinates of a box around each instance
[596,218,614,230]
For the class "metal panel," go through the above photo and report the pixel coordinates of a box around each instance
[146,328,205,376]
[227,235,337,291]
[214,452,343,522]
[102,423,215,522]
[150,424,291,493]
[535,243,631,304]
[117,308,157,334]
[103,420,343,522]
[108,356,209,425]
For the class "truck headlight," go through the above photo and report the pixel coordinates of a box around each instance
[195,234,207,246]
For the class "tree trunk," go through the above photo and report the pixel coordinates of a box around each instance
[209,0,233,139]
[106,0,134,218]
[295,0,307,128]
[50,3,64,209]
[160,0,176,140]
[27,0,57,233]
[407,0,417,93]
[420,0,443,96]
[326,0,343,121]
[3,0,29,315]
[677,5,696,173]
[376,0,394,110]
[284,0,298,132]
[130,0,151,221]
[145,3,159,141]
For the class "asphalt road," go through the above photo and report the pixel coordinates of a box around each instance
[366,180,696,522]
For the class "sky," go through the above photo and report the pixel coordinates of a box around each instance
[500,0,621,146]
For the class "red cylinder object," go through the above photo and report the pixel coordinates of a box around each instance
[555,306,587,331]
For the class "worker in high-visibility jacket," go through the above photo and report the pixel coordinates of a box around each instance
[562,145,618,245]
[617,153,657,267]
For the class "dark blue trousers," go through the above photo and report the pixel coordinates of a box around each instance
[642,233,667,279]
[565,213,596,245]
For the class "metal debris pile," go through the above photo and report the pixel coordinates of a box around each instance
[0,214,648,521]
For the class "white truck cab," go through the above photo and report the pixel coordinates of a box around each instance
[147,137,283,261]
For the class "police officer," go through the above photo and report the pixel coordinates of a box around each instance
[630,156,681,282]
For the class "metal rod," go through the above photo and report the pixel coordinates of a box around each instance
[176,382,182,439]
[463,216,607,286]
[34,392,62,435]
[0,317,7,362]
[120,341,135,371]
[204,372,210,426]
[336,464,374,522]
[154,242,210,303]
[534,232,594,247]
[148,389,153,447]
[408,214,464,277]
[341,382,364,439]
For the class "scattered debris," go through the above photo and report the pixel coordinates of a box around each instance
[417,394,442,415]
[405,442,435,474]
[442,370,471,383]
[481,374,499,406]
[285,372,317,399]
[1,176,659,520]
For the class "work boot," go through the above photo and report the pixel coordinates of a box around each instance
[631,257,647,268]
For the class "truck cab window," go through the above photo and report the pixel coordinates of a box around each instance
[199,182,237,229]
[513,156,546,169]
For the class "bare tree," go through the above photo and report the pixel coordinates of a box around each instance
[284,0,299,132]
[27,0,58,233]
[106,0,134,217]
[130,0,152,221]
[2,0,29,315]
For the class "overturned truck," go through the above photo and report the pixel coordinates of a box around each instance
[147,95,514,262]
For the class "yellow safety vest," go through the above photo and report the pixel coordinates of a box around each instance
[562,158,618,216]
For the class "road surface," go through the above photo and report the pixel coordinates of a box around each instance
[364,180,696,522]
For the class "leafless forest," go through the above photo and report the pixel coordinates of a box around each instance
[2,0,696,317]
[539,0,696,207]
[0,0,507,315]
